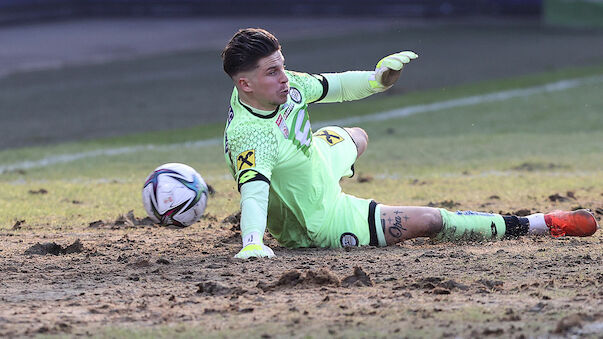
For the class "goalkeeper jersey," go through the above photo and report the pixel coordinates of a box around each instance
[223,70,339,247]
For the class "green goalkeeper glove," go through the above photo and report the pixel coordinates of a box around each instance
[235,244,275,259]
[369,51,418,91]
[234,231,275,259]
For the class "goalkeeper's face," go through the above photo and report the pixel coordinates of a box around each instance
[239,50,289,110]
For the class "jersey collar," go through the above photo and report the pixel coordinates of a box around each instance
[238,99,279,119]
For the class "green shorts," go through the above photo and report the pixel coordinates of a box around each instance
[311,126,385,248]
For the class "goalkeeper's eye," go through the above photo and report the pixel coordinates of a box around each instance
[266,67,277,76]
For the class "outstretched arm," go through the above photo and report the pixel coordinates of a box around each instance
[319,51,418,103]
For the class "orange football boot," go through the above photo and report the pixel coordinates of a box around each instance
[544,209,598,237]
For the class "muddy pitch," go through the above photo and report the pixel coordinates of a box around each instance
[0,209,601,337]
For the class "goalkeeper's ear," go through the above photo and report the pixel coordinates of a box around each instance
[237,76,253,93]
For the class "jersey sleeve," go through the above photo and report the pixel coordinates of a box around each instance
[286,70,328,103]
[321,71,377,103]
[239,180,269,239]
[227,122,279,189]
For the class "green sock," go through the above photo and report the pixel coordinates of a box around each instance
[437,209,506,241]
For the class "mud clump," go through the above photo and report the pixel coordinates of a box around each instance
[89,211,155,229]
[549,193,570,202]
[63,239,84,254]
[341,266,373,287]
[24,239,84,255]
[12,220,24,230]
[275,267,340,287]
[115,211,155,227]
[409,277,469,293]
[427,200,460,209]
[432,287,451,295]
[128,259,152,268]
[477,279,504,291]
[482,327,504,336]
[197,281,245,296]
[24,243,62,255]
[88,220,103,228]
[274,270,304,287]
[222,211,241,226]
[439,279,469,291]
[306,268,341,286]
[260,267,341,291]
[411,276,443,290]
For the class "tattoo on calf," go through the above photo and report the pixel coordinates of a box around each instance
[388,215,408,239]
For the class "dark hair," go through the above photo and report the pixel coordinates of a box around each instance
[221,28,281,77]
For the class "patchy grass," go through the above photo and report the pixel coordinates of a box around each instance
[1,65,602,229]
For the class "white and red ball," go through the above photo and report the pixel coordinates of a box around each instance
[142,163,208,227]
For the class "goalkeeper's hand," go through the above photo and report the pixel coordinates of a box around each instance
[234,231,275,259]
[370,51,418,91]
[235,243,275,259]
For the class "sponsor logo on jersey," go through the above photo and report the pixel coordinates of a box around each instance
[314,129,343,146]
[275,114,290,138]
[282,103,294,120]
[236,150,255,170]
[340,232,359,247]
[289,87,302,103]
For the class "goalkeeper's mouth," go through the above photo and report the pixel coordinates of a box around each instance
[278,88,289,100]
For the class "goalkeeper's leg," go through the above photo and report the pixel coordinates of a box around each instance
[379,205,598,245]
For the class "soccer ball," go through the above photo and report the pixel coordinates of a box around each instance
[142,163,208,227]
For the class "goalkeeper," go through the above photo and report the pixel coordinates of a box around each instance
[221,28,598,259]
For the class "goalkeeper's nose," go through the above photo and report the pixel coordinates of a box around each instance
[278,70,288,84]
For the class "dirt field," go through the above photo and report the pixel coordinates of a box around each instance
[1,206,601,337]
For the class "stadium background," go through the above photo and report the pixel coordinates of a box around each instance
[1,0,542,23]
[2,0,603,149]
